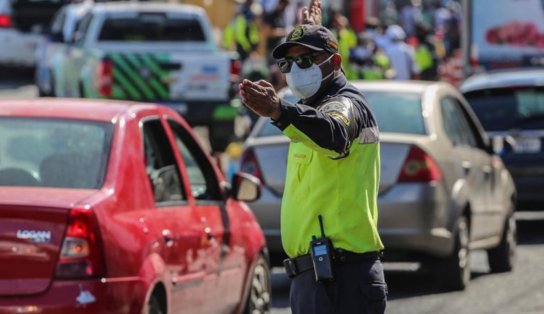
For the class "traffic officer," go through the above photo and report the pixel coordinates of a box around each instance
[238,2,387,313]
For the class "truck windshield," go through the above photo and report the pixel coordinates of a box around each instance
[98,15,206,42]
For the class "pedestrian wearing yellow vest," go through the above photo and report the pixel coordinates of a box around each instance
[329,11,358,80]
[414,21,437,81]
[238,1,387,313]
[349,33,393,80]
[222,0,260,62]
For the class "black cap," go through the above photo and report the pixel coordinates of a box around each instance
[272,24,339,59]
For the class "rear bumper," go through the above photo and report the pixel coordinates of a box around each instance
[378,183,455,259]
[0,30,41,67]
[0,277,147,314]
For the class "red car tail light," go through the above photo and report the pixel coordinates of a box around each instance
[239,147,264,185]
[97,58,113,97]
[55,208,105,279]
[230,58,242,79]
[398,145,442,183]
[0,15,12,28]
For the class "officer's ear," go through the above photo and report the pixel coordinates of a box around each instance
[331,53,342,71]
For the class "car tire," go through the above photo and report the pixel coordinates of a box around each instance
[243,254,272,314]
[437,215,471,291]
[487,213,517,273]
[145,294,164,314]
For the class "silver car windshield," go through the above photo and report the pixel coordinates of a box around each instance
[0,118,113,189]
[258,90,425,137]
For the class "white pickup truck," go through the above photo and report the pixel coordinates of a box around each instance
[54,2,240,151]
[0,0,65,68]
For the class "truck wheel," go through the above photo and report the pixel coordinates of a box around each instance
[79,82,86,98]
[38,71,55,97]
[436,215,470,291]
[209,120,235,153]
[487,213,517,273]
[243,254,271,314]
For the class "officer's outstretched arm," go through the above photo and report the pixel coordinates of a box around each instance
[274,96,371,159]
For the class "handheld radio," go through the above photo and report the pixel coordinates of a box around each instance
[309,215,334,281]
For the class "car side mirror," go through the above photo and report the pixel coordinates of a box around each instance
[489,135,515,155]
[230,172,261,202]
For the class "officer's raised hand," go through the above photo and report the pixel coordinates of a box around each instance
[302,0,322,25]
[239,79,282,120]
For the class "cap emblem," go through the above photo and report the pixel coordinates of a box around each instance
[289,25,304,41]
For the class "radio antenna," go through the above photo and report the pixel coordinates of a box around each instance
[318,215,326,237]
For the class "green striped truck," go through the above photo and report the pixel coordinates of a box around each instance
[53,2,240,152]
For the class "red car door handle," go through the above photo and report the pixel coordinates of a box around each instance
[162,229,174,247]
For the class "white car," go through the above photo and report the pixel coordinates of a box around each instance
[35,1,92,96]
[0,0,64,68]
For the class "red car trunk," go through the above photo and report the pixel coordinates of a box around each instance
[0,188,97,296]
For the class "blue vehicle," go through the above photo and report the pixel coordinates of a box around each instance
[461,68,544,211]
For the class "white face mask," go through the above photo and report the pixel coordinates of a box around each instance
[286,54,334,99]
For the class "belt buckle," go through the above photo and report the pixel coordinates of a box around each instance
[283,258,298,278]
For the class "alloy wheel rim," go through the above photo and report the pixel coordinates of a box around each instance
[249,263,271,314]
[458,218,470,282]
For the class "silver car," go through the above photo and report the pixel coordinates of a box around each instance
[240,81,517,290]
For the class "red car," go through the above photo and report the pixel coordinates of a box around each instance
[0,99,270,314]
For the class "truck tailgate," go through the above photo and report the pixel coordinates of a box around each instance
[107,52,231,102]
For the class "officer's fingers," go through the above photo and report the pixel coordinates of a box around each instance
[255,80,274,89]
[241,79,257,91]
[302,8,309,22]
[243,83,267,97]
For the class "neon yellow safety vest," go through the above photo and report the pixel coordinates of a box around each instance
[222,14,259,54]
[415,45,433,71]
[280,125,384,258]
[335,28,358,80]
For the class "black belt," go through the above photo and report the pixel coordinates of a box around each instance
[283,249,382,278]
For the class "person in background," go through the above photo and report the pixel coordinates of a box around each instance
[349,33,392,80]
[399,0,422,38]
[238,0,388,313]
[364,16,388,49]
[222,0,260,62]
[262,0,290,65]
[329,11,358,80]
[414,21,438,80]
[380,0,399,28]
[383,24,420,80]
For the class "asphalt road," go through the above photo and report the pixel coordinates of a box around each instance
[270,215,544,314]
[2,71,544,314]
